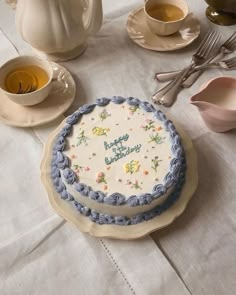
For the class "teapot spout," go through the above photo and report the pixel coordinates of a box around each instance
[83,0,103,36]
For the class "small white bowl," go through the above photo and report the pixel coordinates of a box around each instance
[144,0,189,36]
[0,55,53,106]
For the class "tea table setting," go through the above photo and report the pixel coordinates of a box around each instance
[0,0,236,294]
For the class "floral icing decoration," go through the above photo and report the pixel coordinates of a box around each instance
[92,127,110,136]
[73,164,90,173]
[151,156,162,172]
[73,164,83,173]
[128,105,139,115]
[149,133,165,144]
[141,119,155,131]
[76,130,89,146]
[124,160,140,174]
[126,179,142,190]
[96,172,107,184]
[99,109,111,121]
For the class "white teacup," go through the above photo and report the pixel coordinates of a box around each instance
[144,0,189,36]
[0,55,53,106]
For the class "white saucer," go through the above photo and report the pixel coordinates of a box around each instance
[126,7,200,52]
[0,63,76,127]
[41,121,198,240]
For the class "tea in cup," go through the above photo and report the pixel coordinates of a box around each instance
[0,56,53,106]
[144,0,189,36]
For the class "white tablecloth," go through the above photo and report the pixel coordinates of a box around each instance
[0,1,236,294]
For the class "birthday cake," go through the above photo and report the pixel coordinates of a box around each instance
[51,96,186,225]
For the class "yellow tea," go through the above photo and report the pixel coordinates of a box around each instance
[147,4,184,22]
[5,65,49,94]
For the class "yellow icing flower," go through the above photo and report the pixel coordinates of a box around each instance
[92,127,110,136]
[124,165,130,174]
[124,160,140,174]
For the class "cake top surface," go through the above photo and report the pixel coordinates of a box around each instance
[64,100,173,197]
[53,97,183,206]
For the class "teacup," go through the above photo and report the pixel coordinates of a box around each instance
[0,55,53,106]
[144,0,189,36]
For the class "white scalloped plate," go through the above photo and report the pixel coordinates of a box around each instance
[126,7,200,52]
[41,119,198,240]
[0,63,75,127]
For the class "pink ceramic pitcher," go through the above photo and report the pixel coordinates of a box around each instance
[190,76,236,132]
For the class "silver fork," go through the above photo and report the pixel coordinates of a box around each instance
[155,31,236,83]
[152,31,221,107]
[193,56,236,71]
[183,31,236,87]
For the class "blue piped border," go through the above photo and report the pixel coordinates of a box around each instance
[50,157,186,225]
[51,96,185,210]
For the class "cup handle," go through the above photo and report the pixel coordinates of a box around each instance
[51,64,66,83]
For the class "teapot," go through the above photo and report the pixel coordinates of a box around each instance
[6,0,103,61]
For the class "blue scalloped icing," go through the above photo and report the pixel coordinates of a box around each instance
[50,96,186,225]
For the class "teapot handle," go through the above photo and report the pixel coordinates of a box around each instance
[82,0,103,36]
[5,0,17,8]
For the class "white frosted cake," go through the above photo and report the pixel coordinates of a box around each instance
[51,97,186,225]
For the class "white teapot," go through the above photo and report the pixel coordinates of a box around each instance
[6,0,103,61]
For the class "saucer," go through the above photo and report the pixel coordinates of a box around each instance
[0,63,76,127]
[126,7,200,52]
